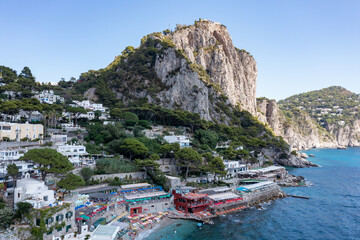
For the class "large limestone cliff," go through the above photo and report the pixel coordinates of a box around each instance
[91,20,258,122]
[169,21,257,115]
[257,99,360,149]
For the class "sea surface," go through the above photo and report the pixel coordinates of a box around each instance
[145,148,360,240]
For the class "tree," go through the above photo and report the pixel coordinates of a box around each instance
[208,157,226,182]
[120,112,139,122]
[202,152,213,162]
[119,138,148,161]
[6,163,19,188]
[194,129,218,149]
[80,167,94,182]
[57,173,85,191]
[66,106,87,126]
[175,148,202,181]
[20,148,74,181]
[19,67,34,80]
[135,158,160,174]
[94,110,102,120]
[0,207,13,228]
[110,108,122,119]
[15,202,33,219]
[160,143,180,158]
[224,146,237,160]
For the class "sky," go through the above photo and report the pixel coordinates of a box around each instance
[1,0,360,100]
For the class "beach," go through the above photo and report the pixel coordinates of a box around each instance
[135,217,177,240]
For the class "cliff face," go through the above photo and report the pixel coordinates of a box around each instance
[257,99,360,149]
[169,21,257,115]
[91,20,257,122]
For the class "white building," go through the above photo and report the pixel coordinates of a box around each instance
[164,135,191,148]
[57,144,88,164]
[73,100,107,112]
[14,173,55,208]
[34,90,64,104]
[224,161,247,177]
[0,149,23,162]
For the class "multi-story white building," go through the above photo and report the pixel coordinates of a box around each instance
[0,149,23,162]
[57,144,88,164]
[164,135,191,148]
[73,100,107,112]
[224,161,247,177]
[34,90,64,104]
[0,122,44,141]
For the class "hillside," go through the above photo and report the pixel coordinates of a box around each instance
[73,19,257,122]
[257,87,360,149]
[278,86,360,128]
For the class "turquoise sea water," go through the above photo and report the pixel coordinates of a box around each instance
[145,148,360,240]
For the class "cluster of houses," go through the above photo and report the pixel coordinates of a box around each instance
[6,166,282,240]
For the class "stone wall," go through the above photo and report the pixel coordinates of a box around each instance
[91,172,146,181]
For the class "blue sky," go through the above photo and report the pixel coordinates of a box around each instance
[1,0,359,100]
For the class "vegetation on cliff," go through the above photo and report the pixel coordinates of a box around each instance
[278,86,360,128]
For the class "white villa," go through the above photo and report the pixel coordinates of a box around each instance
[14,173,55,208]
[73,100,108,112]
[0,149,23,162]
[34,90,64,104]
[224,161,247,177]
[57,144,88,164]
[164,135,191,148]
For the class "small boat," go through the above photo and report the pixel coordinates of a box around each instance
[197,222,203,228]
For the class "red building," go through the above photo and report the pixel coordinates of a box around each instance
[172,187,210,213]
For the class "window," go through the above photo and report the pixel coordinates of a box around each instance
[165,203,168,205]
[18,193,21,198]
[66,211,73,219]
[3,126,11,130]
[36,219,40,226]
[56,214,64,221]
[66,224,71,232]
[44,196,48,201]
[151,205,154,208]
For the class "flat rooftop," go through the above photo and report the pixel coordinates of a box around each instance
[78,186,120,194]
[125,191,168,200]
[183,192,207,200]
[248,166,285,173]
[199,187,230,194]
[207,192,240,202]
[238,181,275,191]
[92,225,120,240]
[120,183,151,190]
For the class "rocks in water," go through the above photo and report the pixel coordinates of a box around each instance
[275,155,319,168]
[300,153,308,159]
[309,154,315,157]
[337,146,347,149]
[277,174,308,187]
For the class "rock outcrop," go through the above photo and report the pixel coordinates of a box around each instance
[257,98,360,150]
[169,21,257,115]
[84,20,258,122]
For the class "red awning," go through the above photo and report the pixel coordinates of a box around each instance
[76,217,83,221]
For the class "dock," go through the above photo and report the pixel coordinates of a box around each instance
[286,194,309,199]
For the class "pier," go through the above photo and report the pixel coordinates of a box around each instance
[286,194,309,199]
